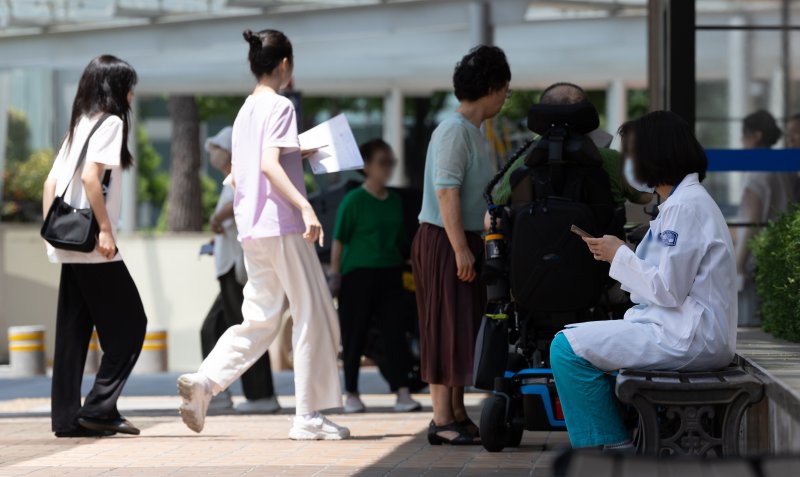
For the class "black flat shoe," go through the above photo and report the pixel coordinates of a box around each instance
[427,420,481,446]
[78,417,140,436]
[456,417,480,439]
[55,428,116,438]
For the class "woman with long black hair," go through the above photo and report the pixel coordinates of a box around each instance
[42,55,147,437]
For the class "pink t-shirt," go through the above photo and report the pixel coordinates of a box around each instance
[231,93,307,241]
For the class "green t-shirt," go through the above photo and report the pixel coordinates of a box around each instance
[492,147,649,206]
[333,186,406,276]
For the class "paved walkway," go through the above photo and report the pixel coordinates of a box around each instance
[0,369,564,476]
[0,394,564,477]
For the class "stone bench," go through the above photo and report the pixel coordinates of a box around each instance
[615,366,764,457]
[554,450,800,477]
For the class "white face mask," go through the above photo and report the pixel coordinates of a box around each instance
[624,157,655,193]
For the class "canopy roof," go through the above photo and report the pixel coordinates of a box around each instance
[0,0,796,95]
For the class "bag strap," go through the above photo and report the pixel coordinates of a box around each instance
[58,113,113,199]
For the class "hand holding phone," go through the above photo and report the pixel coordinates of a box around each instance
[199,242,214,257]
[570,224,595,239]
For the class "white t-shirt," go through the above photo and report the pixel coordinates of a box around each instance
[214,184,245,282]
[46,114,124,264]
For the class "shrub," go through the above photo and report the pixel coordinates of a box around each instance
[6,108,31,164]
[751,206,800,342]
[2,149,52,222]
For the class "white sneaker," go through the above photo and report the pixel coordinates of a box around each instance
[288,413,351,440]
[177,373,212,433]
[343,394,366,414]
[234,396,281,414]
[393,399,422,413]
[208,389,233,412]
[393,388,422,412]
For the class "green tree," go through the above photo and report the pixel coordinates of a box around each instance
[6,108,31,164]
[136,126,169,207]
[196,95,247,122]
[166,95,203,231]
[1,148,52,221]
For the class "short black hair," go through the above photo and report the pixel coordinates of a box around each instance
[619,110,708,187]
[243,29,293,78]
[359,138,392,165]
[743,110,782,147]
[540,82,587,105]
[452,45,511,101]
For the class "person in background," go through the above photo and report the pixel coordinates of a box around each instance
[786,113,800,149]
[177,28,348,440]
[735,110,797,326]
[413,45,511,446]
[329,139,422,414]
[42,55,147,437]
[200,126,280,414]
[491,82,652,213]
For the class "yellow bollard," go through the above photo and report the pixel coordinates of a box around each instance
[84,329,102,375]
[8,325,46,376]
[132,329,168,374]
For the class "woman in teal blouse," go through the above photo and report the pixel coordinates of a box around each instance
[413,45,512,445]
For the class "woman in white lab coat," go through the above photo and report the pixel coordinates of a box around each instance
[549,110,737,451]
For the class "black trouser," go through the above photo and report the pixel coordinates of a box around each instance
[338,267,414,393]
[51,261,147,433]
[200,267,275,400]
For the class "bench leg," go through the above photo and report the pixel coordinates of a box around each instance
[631,396,660,456]
[722,392,755,457]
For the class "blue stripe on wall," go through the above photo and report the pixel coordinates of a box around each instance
[706,149,800,172]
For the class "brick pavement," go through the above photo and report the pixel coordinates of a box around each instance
[0,396,567,477]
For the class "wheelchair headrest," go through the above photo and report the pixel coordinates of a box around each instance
[527,101,600,136]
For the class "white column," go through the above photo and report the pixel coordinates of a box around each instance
[768,67,785,146]
[0,71,10,216]
[120,98,138,233]
[468,0,492,46]
[383,87,407,187]
[727,15,749,204]
[605,79,627,147]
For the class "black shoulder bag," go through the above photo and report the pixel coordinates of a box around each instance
[41,114,114,253]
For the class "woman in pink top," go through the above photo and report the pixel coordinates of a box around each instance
[177,28,349,440]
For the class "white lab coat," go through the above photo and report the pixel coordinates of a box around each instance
[562,173,737,372]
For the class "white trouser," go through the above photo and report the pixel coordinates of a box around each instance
[199,234,342,415]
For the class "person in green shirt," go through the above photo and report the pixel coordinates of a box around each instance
[329,139,421,415]
[492,83,653,208]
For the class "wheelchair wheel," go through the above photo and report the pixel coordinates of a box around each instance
[480,395,511,452]
[507,410,524,448]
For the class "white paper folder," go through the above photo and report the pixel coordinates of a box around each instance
[299,113,364,175]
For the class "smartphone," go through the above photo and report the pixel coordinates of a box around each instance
[570,224,595,239]
[199,242,214,256]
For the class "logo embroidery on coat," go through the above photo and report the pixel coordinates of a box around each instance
[658,230,678,247]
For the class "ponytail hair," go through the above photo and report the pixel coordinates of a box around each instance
[242,28,293,78]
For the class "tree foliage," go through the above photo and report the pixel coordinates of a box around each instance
[6,108,31,164]
[136,126,169,206]
[1,148,52,221]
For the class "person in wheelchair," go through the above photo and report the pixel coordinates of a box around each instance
[551,111,737,452]
[492,82,653,214]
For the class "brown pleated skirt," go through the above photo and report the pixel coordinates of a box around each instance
[411,223,486,387]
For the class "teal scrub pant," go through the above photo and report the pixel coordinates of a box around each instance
[550,332,630,448]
